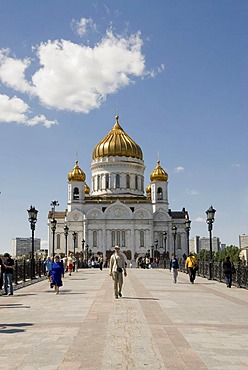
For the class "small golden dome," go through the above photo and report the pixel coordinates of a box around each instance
[92,115,143,160]
[150,161,168,182]
[68,160,86,182]
[84,183,90,195]
[146,184,151,194]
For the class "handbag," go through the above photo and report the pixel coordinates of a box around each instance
[115,256,123,273]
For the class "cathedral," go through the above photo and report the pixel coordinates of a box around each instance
[48,115,189,262]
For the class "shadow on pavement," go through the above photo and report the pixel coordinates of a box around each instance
[122,297,159,301]
[0,322,33,334]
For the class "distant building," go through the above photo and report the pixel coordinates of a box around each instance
[239,234,248,261]
[189,236,221,254]
[12,237,41,257]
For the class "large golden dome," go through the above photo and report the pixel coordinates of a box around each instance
[150,161,168,182]
[68,160,86,182]
[92,115,143,160]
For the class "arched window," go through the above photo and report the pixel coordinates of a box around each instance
[73,187,79,200]
[141,178,144,192]
[177,233,181,249]
[106,174,109,189]
[157,187,163,200]
[135,175,138,190]
[122,231,125,248]
[126,174,130,189]
[97,175,101,190]
[117,231,121,245]
[93,231,97,247]
[56,234,60,249]
[111,231,115,248]
[116,174,120,188]
[140,231,144,247]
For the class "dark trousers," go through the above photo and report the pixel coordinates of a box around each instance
[225,274,232,287]
[188,267,196,283]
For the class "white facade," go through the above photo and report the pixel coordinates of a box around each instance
[48,116,189,261]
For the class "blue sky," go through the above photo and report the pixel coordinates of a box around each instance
[0,0,247,254]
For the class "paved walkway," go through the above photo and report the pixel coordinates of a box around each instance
[0,268,248,370]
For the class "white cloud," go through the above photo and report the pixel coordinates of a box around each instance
[0,94,29,123]
[186,188,199,196]
[0,94,57,127]
[0,26,150,118]
[31,30,145,113]
[231,163,240,168]
[174,166,184,173]
[194,217,205,222]
[72,17,96,36]
[0,49,34,94]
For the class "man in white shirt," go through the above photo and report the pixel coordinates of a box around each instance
[109,246,127,299]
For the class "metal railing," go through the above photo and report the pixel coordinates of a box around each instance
[163,259,248,289]
[12,259,46,286]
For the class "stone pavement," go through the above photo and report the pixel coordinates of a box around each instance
[0,268,248,370]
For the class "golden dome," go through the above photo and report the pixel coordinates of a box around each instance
[150,161,168,182]
[68,160,86,182]
[146,184,151,194]
[84,183,90,195]
[92,115,143,160]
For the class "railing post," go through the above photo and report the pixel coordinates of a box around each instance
[15,260,18,285]
[23,260,26,282]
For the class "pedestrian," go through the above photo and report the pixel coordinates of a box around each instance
[185,252,198,284]
[99,256,103,271]
[169,254,179,283]
[51,255,64,294]
[44,256,53,281]
[223,256,235,288]
[109,245,127,299]
[2,253,15,295]
[67,253,73,276]
[63,255,68,272]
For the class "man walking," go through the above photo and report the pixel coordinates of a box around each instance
[169,254,179,283]
[2,253,15,295]
[109,246,127,299]
[185,252,198,284]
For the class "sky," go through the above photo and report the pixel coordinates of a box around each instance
[0,0,247,255]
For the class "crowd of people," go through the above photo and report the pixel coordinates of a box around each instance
[0,248,238,297]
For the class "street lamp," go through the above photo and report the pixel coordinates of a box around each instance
[50,200,59,218]
[86,244,89,263]
[163,231,167,259]
[27,205,38,279]
[51,218,57,259]
[151,245,154,262]
[172,226,177,255]
[184,218,191,256]
[72,231,77,255]
[206,205,216,280]
[64,224,69,256]
[154,239,158,258]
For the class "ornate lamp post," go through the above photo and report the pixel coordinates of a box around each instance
[172,226,177,255]
[27,205,38,279]
[151,245,154,262]
[154,239,158,258]
[206,205,216,280]
[184,218,191,256]
[72,231,77,256]
[64,225,69,256]
[86,244,89,263]
[163,231,167,259]
[50,200,59,217]
[51,218,57,260]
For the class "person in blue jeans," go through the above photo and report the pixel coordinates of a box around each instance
[2,253,15,295]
